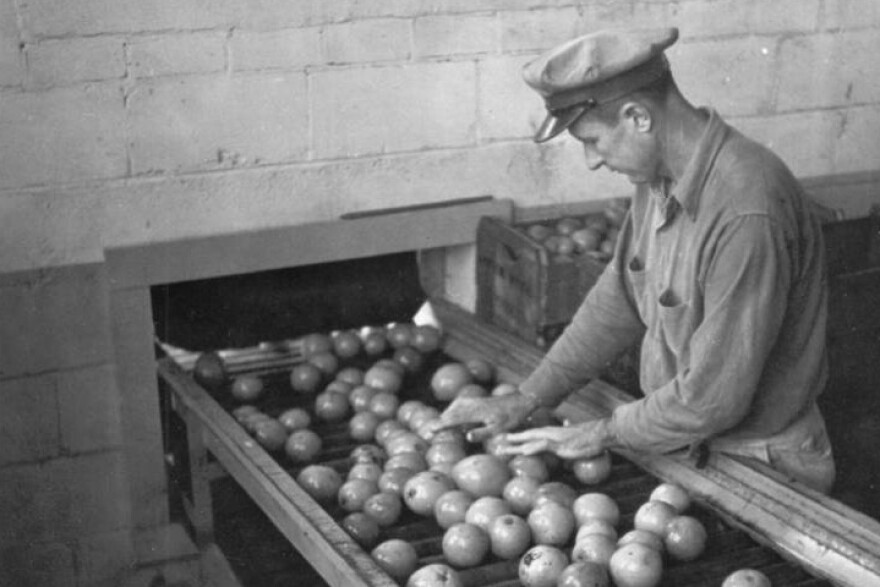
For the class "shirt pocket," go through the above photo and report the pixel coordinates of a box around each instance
[657,287,693,360]
[626,256,652,324]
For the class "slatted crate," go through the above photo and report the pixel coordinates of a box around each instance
[475,199,628,349]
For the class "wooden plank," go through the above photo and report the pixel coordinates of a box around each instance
[106,198,514,290]
[110,286,169,531]
[158,357,397,587]
[801,170,880,219]
[514,196,629,224]
[430,297,880,587]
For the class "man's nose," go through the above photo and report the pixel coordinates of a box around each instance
[583,145,604,170]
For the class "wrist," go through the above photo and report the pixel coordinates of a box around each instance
[599,417,620,450]
[516,390,541,415]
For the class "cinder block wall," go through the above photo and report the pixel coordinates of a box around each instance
[0,1,878,585]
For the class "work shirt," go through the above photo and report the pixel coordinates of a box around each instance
[519,109,831,460]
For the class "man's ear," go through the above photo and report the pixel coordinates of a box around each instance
[620,101,652,132]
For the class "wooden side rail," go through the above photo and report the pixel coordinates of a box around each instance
[159,357,397,587]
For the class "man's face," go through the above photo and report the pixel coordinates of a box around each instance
[567,105,660,184]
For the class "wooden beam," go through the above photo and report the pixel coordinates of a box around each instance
[106,198,513,290]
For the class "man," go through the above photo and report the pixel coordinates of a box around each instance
[428,27,836,493]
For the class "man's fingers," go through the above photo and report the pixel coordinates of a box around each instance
[501,429,547,443]
[465,425,496,444]
[496,438,551,456]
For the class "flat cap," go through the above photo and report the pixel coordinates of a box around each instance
[523,27,679,142]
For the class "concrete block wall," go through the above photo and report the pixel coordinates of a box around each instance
[0,1,878,585]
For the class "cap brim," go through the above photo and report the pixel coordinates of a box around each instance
[533,104,587,143]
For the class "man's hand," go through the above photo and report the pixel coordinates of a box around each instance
[495,418,614,460]
[423,392,537,443]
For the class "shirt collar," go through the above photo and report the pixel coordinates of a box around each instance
[668,108,730,220]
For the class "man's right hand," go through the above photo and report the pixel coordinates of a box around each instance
[423,392,538,443]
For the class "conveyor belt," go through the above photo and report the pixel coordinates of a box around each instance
[158,302,880,587]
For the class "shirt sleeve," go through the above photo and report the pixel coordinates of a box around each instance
[518,221,647,408]
[611,213,792,453]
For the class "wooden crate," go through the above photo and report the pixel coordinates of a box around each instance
[475,199,628,348]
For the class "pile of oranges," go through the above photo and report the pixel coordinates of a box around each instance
[520,200,630,263]
[193,322,771,587]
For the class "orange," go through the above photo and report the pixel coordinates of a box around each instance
[347,462,383,484]
[349,385,379,413]
[721,568,772,587]
[386,322,414,349]
[385,451,427,474]
[402,471,456,516]
[609,542,663,587]
[557,561,610,587]
[442,522,490,568]
[385,431,428,457]
[193,351,227,389]
[252,418,288,452]
[464,496,512,533]
[369,391,400,420]
[371,538,419,583]
[411,324,443,353]
[452,454,511,498]
[337,478,379,513]
[301,332,333,356]
[649,482,691,514]
[518,544,569,587]
[332,330,362,359]
[378,467,416,496]
[267,409,304,433]
[290,363,323,394]
[633,500,677,537]
[571,533,616,566]
[571,451,612,486]
[336,366,365,386]
[393,346,426,374]
[341,512,380,549]
[363,331,388,357]
[349,443,386,467]
[405,563,463,587]
[363,491,403,527]
[434,489,475,530]
[348,411,381,443]
[664,515,708,562]
[314,390,350,423]
[576,519,618,543]
[534,481,577,509]
[296,465,342,504]
[364,364,404,394]
[572,493,620,527]
[308,350,340,376]
[528,501,575,546]
[617,529,663,552]
[508,454,551,483]
[465,358,496,384]
[502,475,541,516]
[488,513,531,560]
[230,375,264,403]
[430,362,474,402]
[425,442,467,469]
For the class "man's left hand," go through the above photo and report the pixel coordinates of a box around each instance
[495,418,614,460]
